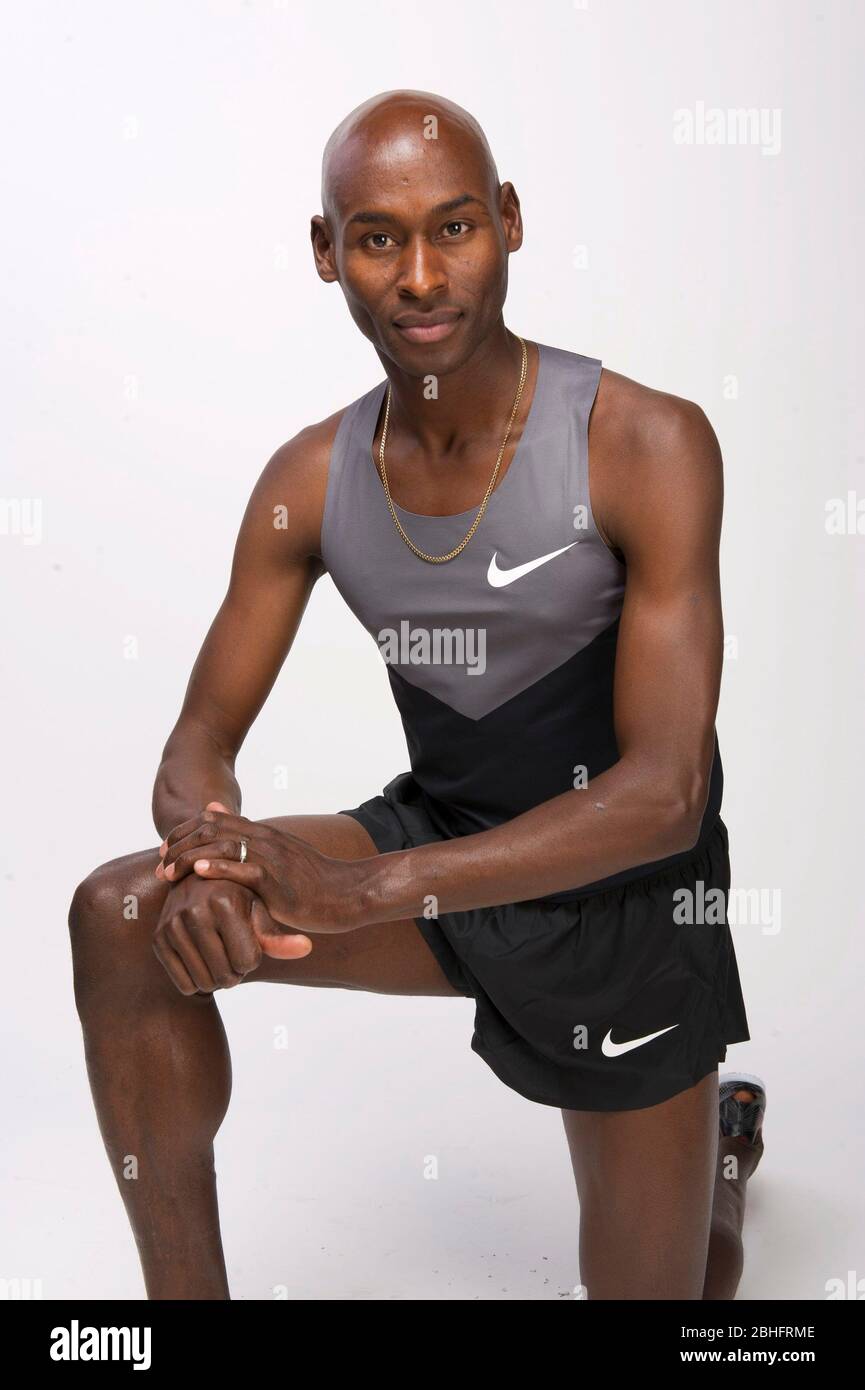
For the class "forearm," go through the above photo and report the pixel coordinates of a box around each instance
[152,719,242,840]
[354,757,705,925]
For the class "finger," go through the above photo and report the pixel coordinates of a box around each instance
[195,861,313,960]
[159,803,234,860]
[152,935,201,996]
[248,897,313,961]
[158,823,222,875]
[183,918,244,990]
[162,839,247,882]
[214,901,265,977]
[191,857,266,886]
[161,812,214,856]
[161,814,264,869]
[162,811,226,856]
[161,811,247,867]
[162,810,251,856]
[163,915,219,993]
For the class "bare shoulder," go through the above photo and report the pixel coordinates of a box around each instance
[593,366,720,466]
[243,403,351,565]
[589,367,723,553]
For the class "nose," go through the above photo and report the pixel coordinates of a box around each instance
[395,232,448,299]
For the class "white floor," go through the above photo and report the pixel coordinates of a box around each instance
[3,978,851,1301]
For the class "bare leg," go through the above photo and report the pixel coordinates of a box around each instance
[68,813,461,1300]
[702,1088,764,1301]
[561,1070,720,1299]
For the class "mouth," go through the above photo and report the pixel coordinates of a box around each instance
[393,311,463,344]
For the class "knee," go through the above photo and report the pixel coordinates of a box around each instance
[70,862,119,930]
[68,851,162,1011]
[69,855,146,940]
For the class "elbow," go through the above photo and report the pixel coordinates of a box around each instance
[667,805,704,856]
[661,775,710,856]
[630,757,711,858]
[617,747,715,858]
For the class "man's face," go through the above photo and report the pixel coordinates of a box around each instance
[314,122,521,374]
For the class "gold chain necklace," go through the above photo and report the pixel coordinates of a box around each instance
[376,334,529,563]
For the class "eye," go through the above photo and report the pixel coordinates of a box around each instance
[363,232,397,250]
[442,220,471,238]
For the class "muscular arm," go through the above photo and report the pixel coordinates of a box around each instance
[354,390,726,921]
[151,422,333,840]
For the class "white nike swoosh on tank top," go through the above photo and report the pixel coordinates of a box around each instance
[486,541,581,588]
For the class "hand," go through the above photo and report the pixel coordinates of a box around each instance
[153,869,314,996]
[155,801,237,880]
[157,803,366,934]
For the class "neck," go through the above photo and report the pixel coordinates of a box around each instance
[377,323,533,459]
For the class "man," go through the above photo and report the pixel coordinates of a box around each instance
[69,89,763,1301]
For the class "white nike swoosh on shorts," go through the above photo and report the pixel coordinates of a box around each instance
[601,1024,680,1057]
[486,541,580,588]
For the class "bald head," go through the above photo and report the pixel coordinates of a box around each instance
[320,89,500,228]
[312,90,521,369]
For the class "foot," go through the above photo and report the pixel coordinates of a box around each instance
[719,1087,764,1177]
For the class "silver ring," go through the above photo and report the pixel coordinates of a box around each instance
[238,837,248,864]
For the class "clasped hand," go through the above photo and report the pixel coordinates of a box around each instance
[155,803,365,936]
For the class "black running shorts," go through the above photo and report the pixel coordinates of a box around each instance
[338,771,751,1113]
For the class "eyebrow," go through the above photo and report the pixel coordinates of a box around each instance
[346,193,486,226]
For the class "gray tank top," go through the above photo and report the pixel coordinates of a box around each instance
[321,341,722,901]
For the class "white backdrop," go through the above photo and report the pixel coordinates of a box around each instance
[2,0,862,1300]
